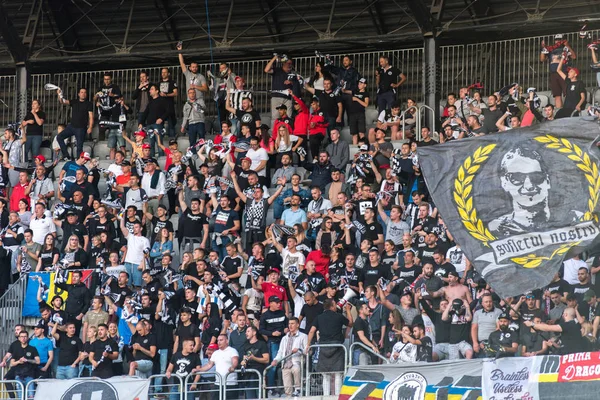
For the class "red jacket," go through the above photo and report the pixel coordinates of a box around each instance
[291,94,309,136]
[273,116,294,141]
[306,249,331,281]
[308,107,328,136]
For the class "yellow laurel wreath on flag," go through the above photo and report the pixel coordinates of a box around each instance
[454,136,599,269]
[453,144,497,244]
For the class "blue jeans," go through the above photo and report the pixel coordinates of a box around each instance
[15,376,33,399]
[25,135,43,162]
[125,262,142,287]
[187,122,206,146]
[147,123,165,157]
[79,364,93,377]
[212,235,232,260]
[267,340,281,389]
[56,365,78,379]
[377,91,396,113]
[57,125,87,159]
[273,198,286,220]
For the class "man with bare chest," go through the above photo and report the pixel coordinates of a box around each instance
[433,271,472,305]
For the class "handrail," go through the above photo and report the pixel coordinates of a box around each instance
[1,379,24,400]
[224,368,262,399]
[184,371,223,400]
[304,343,348,397]
[0,274,27,357]
[418,104,437,142]
[149,373,183,400]
[263,350,305,397]
[349,341,390,365]
[400,106,419,141]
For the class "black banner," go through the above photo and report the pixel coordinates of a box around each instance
[418,118,600,297]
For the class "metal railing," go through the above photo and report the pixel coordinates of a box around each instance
[304,343,348,397]
[0,275,27,359]
[349,342,391,365]
[263,351,304,397]
[184,371,223,400]
[224,368,262,399]
[0,379,23,400]
[149,373,183,400]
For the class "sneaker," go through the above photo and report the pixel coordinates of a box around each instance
[292,389,301,397]
[267,390,277,398]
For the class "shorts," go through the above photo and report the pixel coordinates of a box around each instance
[549,72,566,97]
[107,128,125,149]
[433,342,449,360]
[348,113,366,135]
[449,341,473,360]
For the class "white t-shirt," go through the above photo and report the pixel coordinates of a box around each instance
[446,246,467,275]
[211,346,239,385]
[563,258,589,285]
[246,148,269,177]
[124,233,150,265]
[29,215,56,245]
[281,248,306,279]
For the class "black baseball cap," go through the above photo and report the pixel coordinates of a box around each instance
[120,160,131,166]
[498,312,510,320]
[276,104,288,110]
[269,295,281,303]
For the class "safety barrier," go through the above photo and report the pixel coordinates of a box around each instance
[0,379,24,400]
[0,275,27,360]
[304,343,348,397]
[184,371,223,400]
[224,368,262,400]
[148,373,183,400]
[263,351,304,397]
[349,342,391,366]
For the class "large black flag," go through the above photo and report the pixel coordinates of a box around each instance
[418,118,600,297]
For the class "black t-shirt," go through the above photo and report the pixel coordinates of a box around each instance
[394,264,422,285]
[336,267,360,289]
[416,336,433,362]
[481,108,503,133]
[12,344,39,377]
[352,316,371,343]
[108,282,134,308]
[38,247,60,270]
[270,67,294,97]
[363,221,384,243]
[572,283,592,303]
[300,302,324,333]
[151,217,174,242]
[221,255,244,283]
[564,79,586,110]
[558,320,584,354]
[296,272,326,294]
[170,351,201,377]
[69,99,94,129]
[319,91,342,119]
[24,111,46,136]
[180,209,209,239]
[243,340,269,372]
[57,331,83,366]
[236,109,261,135]
[545,279,572,296]
[349,91,369,113]
[91,338,118,378]
[377,66,402,93]
[159,79,178,114]
[417,245,438,266]
[360,264,392,287]
[175,323,201,352]
[132,333,157,361]
[313,310,349,343]
[434,262,456,279]
[61,222,88,251]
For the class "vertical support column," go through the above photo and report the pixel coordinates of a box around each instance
[423,37,441,132]
[16,62,30,124]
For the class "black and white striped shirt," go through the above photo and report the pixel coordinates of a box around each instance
[229,89,253,111]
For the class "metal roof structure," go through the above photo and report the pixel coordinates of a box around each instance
[1,0,600,72]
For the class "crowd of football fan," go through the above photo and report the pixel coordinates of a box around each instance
[0,34,599,398]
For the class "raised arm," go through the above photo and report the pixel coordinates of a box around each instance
[229,171,247,203]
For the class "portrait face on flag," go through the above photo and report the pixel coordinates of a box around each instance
[418,118,600,297]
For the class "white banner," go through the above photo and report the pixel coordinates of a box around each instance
[483,357,539,400]
[35,376,150,400]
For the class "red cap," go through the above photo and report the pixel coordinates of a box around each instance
[34,155,46,163]
[567,67,580,76]
[135,130,147,138]
[235,76,245,83]
[142,143,151,149]
[241,157,252,163]
[79,152,91,160]
[207,343,218,350]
